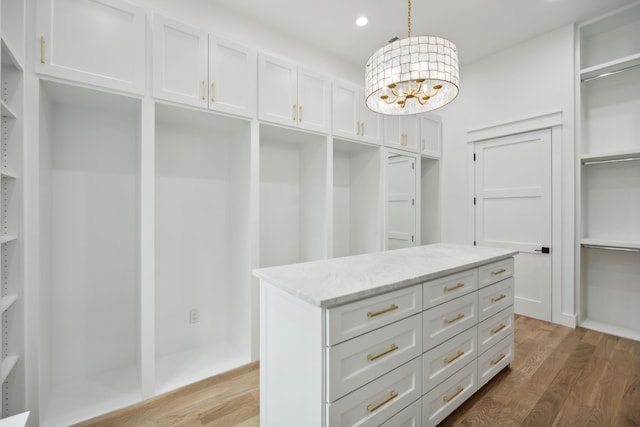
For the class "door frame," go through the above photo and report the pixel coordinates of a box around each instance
[465,111,575,327]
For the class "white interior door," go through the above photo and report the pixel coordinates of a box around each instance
[475,129,552,321]
[387,154,416,250]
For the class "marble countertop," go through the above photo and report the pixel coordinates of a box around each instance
[253,243,518,307]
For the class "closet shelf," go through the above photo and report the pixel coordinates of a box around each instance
[581,238,640,252]
[1,355,19,384]
[580,53,640,82]
[0,295,17,315]
[1,170,17,179]
[0,235,17,244]
[580,319,640,342]
[1,100,17,119]
[1,35,25,71]
[581,150,640,164]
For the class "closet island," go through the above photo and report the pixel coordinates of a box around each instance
[254,243,517,427]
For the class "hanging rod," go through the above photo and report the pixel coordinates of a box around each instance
[581,244,640,253]
[582,62,640,83]
[582,157,640,165]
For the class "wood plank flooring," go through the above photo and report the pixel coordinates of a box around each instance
[76,315,640,426]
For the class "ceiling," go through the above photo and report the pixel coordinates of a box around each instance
[212,0,636,67]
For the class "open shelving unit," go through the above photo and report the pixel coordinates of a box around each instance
[577,1,640,341]
[332,139,382,258]
[154,103,253,394]
[38,81,142,426]
[0,0,24,418]
[259,124,329,268]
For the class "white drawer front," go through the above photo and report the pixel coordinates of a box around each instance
[328,314,422,402]
[478,258,514,289]
[477,333,514,388]
[327,285,422,346]
[380,398,422,427]
[478,277,514,322]
[423,326,477,393]
[422,360,477,427]
[423,292,477,351]
[328,357,422,427]
[478,306,514,355]
[423,269,478,309]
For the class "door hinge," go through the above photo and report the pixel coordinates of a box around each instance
[474,241,477,246]
[473,153,476,161]
[412,235,414,242]
[412,198,415,206]
[412,162,415,169]
[473,197,476,205]
[535,246,551,254]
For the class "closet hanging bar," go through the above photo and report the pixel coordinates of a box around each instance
[582,156,640,165]
[581,62,640,83]
[581,244,640,252]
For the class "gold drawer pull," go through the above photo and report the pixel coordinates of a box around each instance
[444,313,464,325]
[491,294,507,303]
[366,390,398,412]
[367,344,399,361]
[491,268,507,276]
[444,283,464,292]
[491,323,506,334]
[444,350,464,365]
[491,353,506,365]
[367,304,398,318]
[443,386,464,402]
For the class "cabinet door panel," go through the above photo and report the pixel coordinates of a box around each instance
[37,0,145,94]
[403,116,420,153]
[153,15,208,107]
[258,54,297,126]
[384,116,402,148]
[360,98,382,144]
[298,68,330,133]
[209,36,256,118]
[420,115,441,158]
[332,81,359,139]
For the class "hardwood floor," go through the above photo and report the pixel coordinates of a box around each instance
[76,315,640,426]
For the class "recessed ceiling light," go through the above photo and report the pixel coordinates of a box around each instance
[356,16,368,27]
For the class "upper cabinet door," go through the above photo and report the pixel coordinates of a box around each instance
[297,67,330,133]
[332,81,360,139]
[36,0,145,94]
[209,36,257,118]
[402,115,420,153]
[358,97,382,145]
[420,115,442,158]
[258,54,297,126]
[153,15,208,108]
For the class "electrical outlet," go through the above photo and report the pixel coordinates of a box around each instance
[189,309,199,324]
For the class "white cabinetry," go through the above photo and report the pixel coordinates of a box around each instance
[257,245,515,427]
[154,104,253,394]
[259,124,329,268]
[384,115,419,153]
[419,115,441,158]
[153,15,256,117]
[577,2,640,341]
[332,80,382,145]
[259,54,330,133]
[1,0,24,418]
[332,140,382,257]
[36,0,145,94]
[38,82,142,426]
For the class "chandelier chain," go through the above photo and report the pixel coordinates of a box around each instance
[407,0,411,38]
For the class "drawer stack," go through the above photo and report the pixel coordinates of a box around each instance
[325,258,514,426]
[422,258,514,426]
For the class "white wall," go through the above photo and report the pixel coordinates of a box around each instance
[130,0,362,84]
[438,24,576,325]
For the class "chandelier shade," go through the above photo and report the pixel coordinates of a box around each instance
[365,0,459,115]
